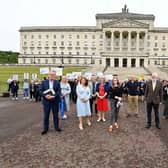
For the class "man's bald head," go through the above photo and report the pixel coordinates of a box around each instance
[151,72,158,80]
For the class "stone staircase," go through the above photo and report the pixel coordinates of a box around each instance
[104,67,151,81]
[147,66,168,80]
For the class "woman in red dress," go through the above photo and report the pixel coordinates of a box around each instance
[96,76,109,122]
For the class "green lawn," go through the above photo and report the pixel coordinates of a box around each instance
[0,65,86,93]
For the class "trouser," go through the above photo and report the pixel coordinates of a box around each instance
[23,88,29,97]
[127,95,139,114]
[146,102,160,126]
[163,98,168,117]
[89,98,97,114]
[12,91,18,98]
[110,99,119,125]
[43,102,59,131]
[30,91,35,99]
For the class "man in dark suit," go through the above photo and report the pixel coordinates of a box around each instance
[145,72,163,129]
[40,71,62,135]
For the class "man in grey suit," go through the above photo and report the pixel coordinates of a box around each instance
[145,72,163,129]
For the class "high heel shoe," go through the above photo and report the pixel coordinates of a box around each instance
[114,123,119,129]
[79,124,83,130]
[97,118,101,122]
[87,120,91,126]
[108,126,113,132]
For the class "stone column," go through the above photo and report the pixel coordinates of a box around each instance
[136,32,139,52]
[111,31,113,51]
[127,58,131,67]
[128,31,131,52]
[110,58,114,67]
[119,58,122,67]
[144,32,147,52]
[120,31,122,51]
[103,31,106,52]
[136,58,140,67]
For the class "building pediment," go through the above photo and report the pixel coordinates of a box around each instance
[102,19,149,28]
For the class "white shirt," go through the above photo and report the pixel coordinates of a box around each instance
[49,80,53,89]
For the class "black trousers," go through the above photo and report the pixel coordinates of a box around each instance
[146,102,160,126]
[89,98,97,114]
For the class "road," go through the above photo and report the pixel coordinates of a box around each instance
[0,96,168,168]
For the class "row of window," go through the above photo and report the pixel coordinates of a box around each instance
[147,35,166,40]
[22,58,101,65]
[23,51,96,56]
[24,34,103,39]
[23,41,103,47]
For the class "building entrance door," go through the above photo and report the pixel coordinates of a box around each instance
[106,58,110,66]
[131,59,136,67]
[123,58,127,67]
[140,59,144,67]
[114,58,119,67]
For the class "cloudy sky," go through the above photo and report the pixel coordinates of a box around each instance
[1,0,168,52]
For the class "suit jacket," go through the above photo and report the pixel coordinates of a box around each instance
[145,79,163,104]
[40,79,61,105]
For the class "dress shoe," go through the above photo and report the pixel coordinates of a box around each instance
[108,126,113,133]
[41,130,48,135]
[102,118,106,122]
[55,128,62,132]
[156,125,161,129]
[97,118,101,122]
[145,124,151,129]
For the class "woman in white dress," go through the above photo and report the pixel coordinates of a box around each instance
[76,77,91,130]
[60,76,71,119]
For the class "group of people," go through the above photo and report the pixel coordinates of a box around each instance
[39,70,168,135]
[7,77,42,101]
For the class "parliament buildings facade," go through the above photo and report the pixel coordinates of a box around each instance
[19,6,168,67]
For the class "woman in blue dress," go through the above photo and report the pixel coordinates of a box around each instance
[76,77,91,130]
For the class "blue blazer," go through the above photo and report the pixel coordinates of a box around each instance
[40,80,61,105]
[96,82,109,98]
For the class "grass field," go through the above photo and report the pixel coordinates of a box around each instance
[0,65,86,93]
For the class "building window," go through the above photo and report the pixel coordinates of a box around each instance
[38,35,41,39]
[162,36,166,40]
[68,59,71,64]
[46,51,48,55]
[24,51,27,54]
[92,35,95,39]
[147,35,150,40]
[53,58,56,64]
[76,59,79,64]
[99,59,102,64]
[45,41,49,46]
[162,43,165,48]
[155,36,158,40]
[99,41,103,46]
[69,52,72,55]
[53,35,56,39]
[31,41,34,46]
[38,59,40,64]
[61,52,64,55]
[24,35,27,39]
[45,59,48,64]
[84,35,87,39]
[77,35,80,39]
[77,52,79,55]
[100,34,103,39]
[84,52,87,56]
[31,35,34,39]
[61,41,64,46]
[154,53,157,56]
[31,51,34,54]
[61,35,64,39]
[46,35,49,39]
[154,60,157,65]
[84,59,87,64]
[162,60,165,65]
[84,41,88,46]
[68,41,72,46]
[92,52,95,55]
[24,41,27,45]
[53,52,56,55]
[53,41,56,46]
[154,43,158,47]
[69,34,72,39]
[38,51,41,54]
[38,41,41,46]
[23,58,26,64]
[77,41,80,46]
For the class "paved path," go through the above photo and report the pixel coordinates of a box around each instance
[0,97,168,168]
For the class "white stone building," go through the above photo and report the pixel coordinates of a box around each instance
[19,5,168,67]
